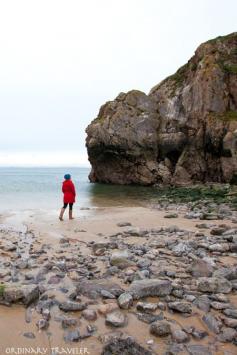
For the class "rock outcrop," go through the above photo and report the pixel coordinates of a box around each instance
[86,33,237,185]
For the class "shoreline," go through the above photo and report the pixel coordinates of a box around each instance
[0,203,237,354]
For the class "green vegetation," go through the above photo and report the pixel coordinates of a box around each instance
[0,284,5,297]
[152,185,237,210]
[209,111,237,122]
[153,185,229,204]
[222,63,237,74]
[206,32,237,44]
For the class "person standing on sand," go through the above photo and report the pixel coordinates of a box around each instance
[59,174,76,221]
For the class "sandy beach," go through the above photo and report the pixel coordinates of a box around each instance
[0,203,237,355]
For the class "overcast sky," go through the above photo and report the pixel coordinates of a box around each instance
[0,0,236,167]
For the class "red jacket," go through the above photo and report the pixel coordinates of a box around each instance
[62,180,76,203]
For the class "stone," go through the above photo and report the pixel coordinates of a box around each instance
[168,301,192,314]
[81,309,97,321]
[136,302,158,313]
[210,301,230,310]
[2,284,39,306]
[128,279,172,299]
[76,280,124,299]
[136,312,164,324]
[101,337,152,355]
[64,329,80,342]
[59,301,87,312]
[150,320,171,337]
[171,329,189,343]
[223,317,237,328]
[105,311,127,327]
[101,290,116,299]
[218,327,237,342]
[36,318,49,330]
[193,295,211,312]
[202,313,222,334]
[189,259,213,277]
[197,277,232,294]
[110,250,134,269]
[117,293,133,310]
[186,344,212,355]
[117,222,132,227]
[61,317,78,328]
[23,332,35,339]
[98,303,119,315]
[223,308,237,319]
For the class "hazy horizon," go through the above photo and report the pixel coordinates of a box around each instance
[0,0,236,167]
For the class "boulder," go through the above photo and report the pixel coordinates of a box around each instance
[86,33,237,186]
[128,279,172,299]
[197,277,232,294]
[2,284,39,306]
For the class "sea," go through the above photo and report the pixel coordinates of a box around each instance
[0,167,160,213]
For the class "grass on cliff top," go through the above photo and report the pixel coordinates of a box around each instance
[206,32,237,44]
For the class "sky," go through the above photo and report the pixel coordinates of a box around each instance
[0,0,236,167]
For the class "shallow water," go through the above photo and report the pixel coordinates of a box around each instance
[0,167,160,212]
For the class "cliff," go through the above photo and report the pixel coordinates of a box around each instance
[86,33,237,185]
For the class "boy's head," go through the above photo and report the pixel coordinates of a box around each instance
[64,174,71,180]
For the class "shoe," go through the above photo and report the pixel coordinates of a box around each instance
[59,208,65,221]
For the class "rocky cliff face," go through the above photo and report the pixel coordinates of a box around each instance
[86,33,237,185]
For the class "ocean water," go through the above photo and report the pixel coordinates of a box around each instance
[0,167,158,212]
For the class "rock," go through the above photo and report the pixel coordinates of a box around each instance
[202,313,222,333]
[105,311,127,327]
[186,344,212,355]
[36,318,49,330]
[128,279,172,299]
[193,295,211,312]
[164,213,178,218]
[218,327,237,342]
[168,301,192,314]
[171,329,189,343]
[98,303,119,315]
[136,302,158,313]
[117,293,133,310]
[64,329,80,342]
[197,277,232,294]
[211,301,230,310]
[81,309,97,321]
[208,243,229,252]
[189,259,213,277]
[172,242,192,256]
[59,301,87,312]
[101,290,116,299]
[136,312,164,324]
[223,317,237,327]
[101,337,152,355]
[117,222,132,227]
[61,317,78,328]
[110,250,134,269]
[223,308,237,319]
[23,332,35,339]
[76,280,124,299]
[86,33,237,186]
[150,320,171,337]
[2,284,39,306]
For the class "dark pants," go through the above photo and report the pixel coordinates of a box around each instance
[63,203,73,210]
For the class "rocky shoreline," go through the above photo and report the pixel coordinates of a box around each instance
[0,200,237,354]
